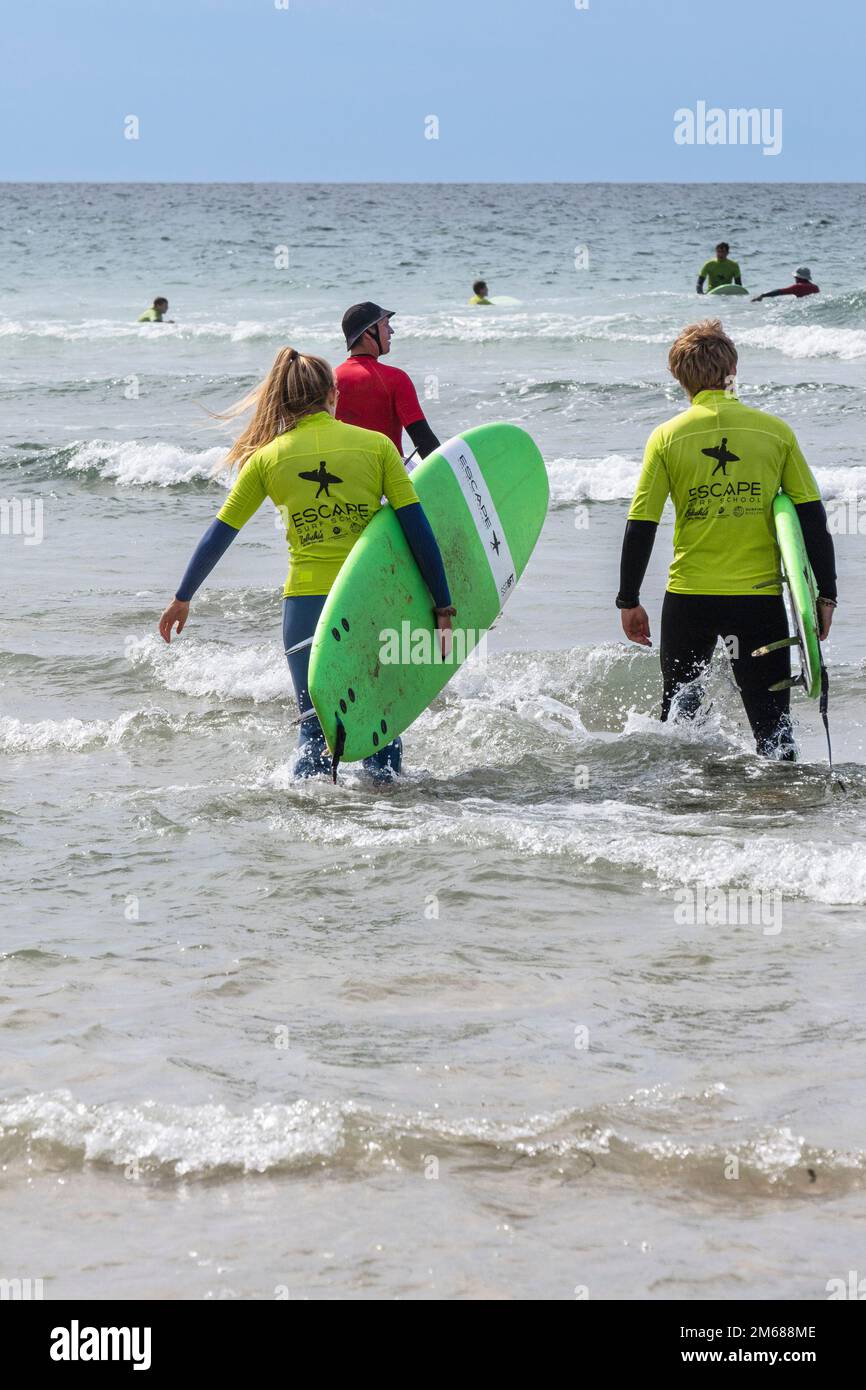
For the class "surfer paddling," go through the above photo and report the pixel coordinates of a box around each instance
[334,301,440,463]
[752,267,820,303]
[158,348,454,780]
[616,319,837,759]
[138,296,172,323]
[469,280,492,305]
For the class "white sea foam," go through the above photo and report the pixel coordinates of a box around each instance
[547,455,866,505]
[130,635,290,703]
[65,439,228,487]
[263,794,866,907]
[0,713,141,753]
[735,323,866,362]
[547,454,641,504]
[4,1090,855,1183]
[0,318,291,344]
[0,1091,348,1176]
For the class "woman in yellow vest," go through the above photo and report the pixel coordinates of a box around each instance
[159,348,454,780]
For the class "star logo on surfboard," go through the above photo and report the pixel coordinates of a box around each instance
[490,531,502,555]
[298,461,343,498]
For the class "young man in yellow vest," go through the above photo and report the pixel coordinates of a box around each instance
[617,320,837,758]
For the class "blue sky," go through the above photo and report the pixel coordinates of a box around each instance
[2,0,863,181]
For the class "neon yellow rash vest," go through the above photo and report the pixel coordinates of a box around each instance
[628,390,821,596]
[699,257,741,289]
[217,411,419,597]
[138,307,163,322]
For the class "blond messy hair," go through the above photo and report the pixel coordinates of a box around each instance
[668,320,738,398]
[214,347,335,473]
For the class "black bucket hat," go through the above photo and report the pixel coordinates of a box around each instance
[342,301,394,349]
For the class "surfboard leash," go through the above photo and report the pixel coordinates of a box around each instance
[818,658,846,792]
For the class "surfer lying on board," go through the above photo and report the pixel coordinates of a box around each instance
[334,301,440,463]
[752,267,820,303]
[158,348,455,781]
[469,280,492,305]
[616,319,837,759]
[696,243,743,294]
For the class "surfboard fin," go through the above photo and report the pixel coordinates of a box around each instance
[767,675,804,692]
[751,636,800,657]
[331,720,346,784]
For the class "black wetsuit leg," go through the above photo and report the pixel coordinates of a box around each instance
[721,595,795,759]
[660,593,795,758]
[659,593,718,722]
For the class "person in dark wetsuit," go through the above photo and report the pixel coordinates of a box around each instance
[334,302,440,463]
[752,267,820,302]
[158,349,455,781]
[616,319,837,759]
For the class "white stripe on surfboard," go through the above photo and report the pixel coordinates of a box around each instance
[438,436,517,609]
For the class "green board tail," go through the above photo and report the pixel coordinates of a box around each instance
[771,491,822,700]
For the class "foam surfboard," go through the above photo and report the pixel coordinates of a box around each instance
[308,423,548,765]
[707,283,749,296]
[753,492,821,698]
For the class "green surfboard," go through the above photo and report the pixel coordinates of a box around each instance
[763,492,821,698]
[308,422,548,764]
[707,282,749,296]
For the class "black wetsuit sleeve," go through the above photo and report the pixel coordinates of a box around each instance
[795,500,837,600]
[405,418,440,460]
[617,519,658,607]
[696,277,705,295]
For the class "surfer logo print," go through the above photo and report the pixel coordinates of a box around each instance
[684,437,763,521]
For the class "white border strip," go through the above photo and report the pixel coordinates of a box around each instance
[438,436,517,609]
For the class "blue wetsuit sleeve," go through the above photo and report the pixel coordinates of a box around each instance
[175,518,239,601]
[394,502,452,609]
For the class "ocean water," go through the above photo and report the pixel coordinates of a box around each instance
[1,183,865,1301]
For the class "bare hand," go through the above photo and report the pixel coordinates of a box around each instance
[621,605,652,647]
[435,610,453,660]
[817,600,834,642]
[159,598,189,643]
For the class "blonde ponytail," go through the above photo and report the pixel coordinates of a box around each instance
[214,348,335,473]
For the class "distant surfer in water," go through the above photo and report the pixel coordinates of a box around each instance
[469,280,492,305]
[138,297,172,323]
[696,243,742,294]
[159,348,455,780]
[334,302,440,462]
[752,267,820,303]
[616,319,837,758]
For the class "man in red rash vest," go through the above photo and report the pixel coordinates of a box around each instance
[752,266,820,302]
[335,301,440,461]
